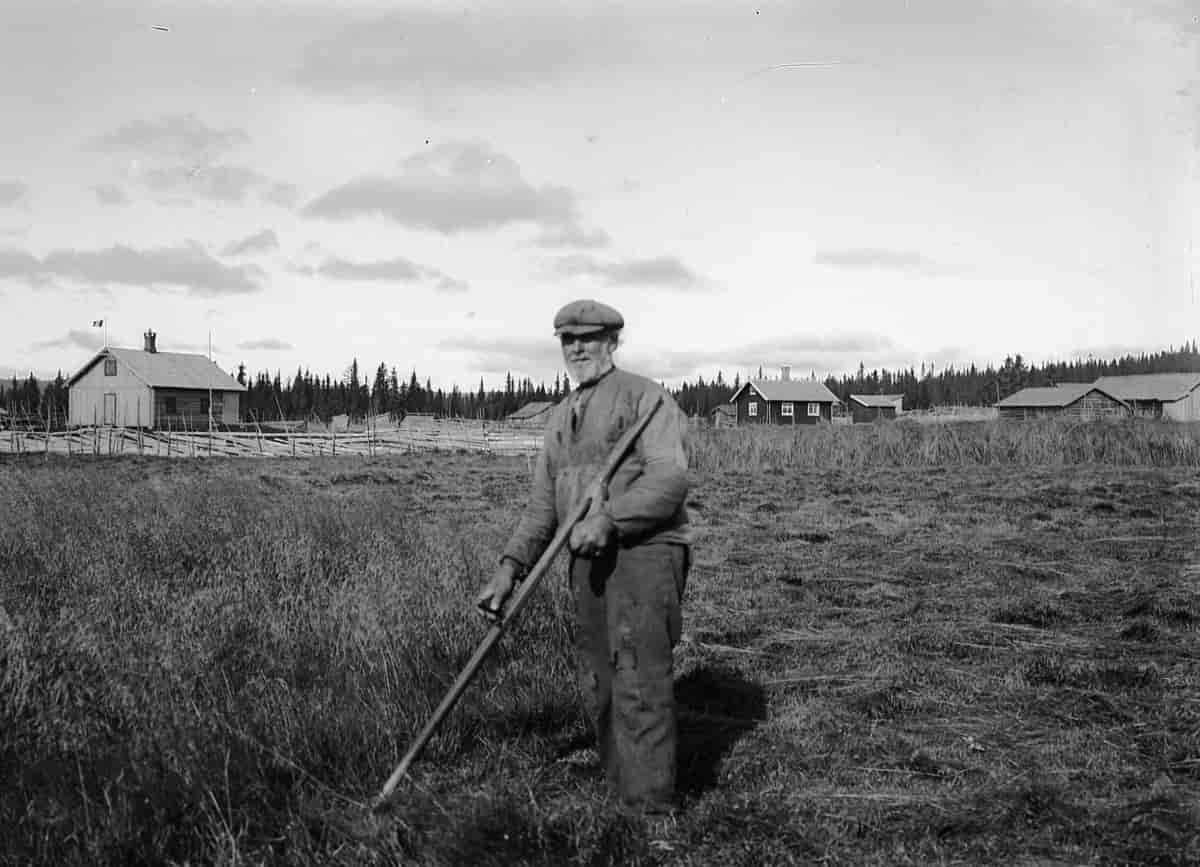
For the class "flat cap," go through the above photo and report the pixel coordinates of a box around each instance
[553,299,624,336]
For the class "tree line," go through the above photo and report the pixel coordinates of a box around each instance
[3,341,1198,424]
[236,361,573,423]
[664,342,1200,418]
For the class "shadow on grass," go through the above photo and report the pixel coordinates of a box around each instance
[675,664,767,797]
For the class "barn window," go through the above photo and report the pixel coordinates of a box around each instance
[748,402,758,417]
[165,397,177,414]
[781,402,794,416]
[103,357,117,376]
[807,402,819,417]
[200,398,209,415]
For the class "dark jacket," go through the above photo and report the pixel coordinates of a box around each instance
[501,367,692,570]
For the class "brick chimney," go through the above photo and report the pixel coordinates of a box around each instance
[144,329,157,353]
[780,365,791,381]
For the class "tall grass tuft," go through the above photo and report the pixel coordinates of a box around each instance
[0,461,577,865]
[688,418,1200,473]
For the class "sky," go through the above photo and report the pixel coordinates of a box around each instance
[2,0,1197,390]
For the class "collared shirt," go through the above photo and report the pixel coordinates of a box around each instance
[501,367,692,570]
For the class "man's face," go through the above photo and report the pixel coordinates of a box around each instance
[560,330,617,387]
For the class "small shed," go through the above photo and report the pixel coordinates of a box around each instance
[848,393,904,423]
[67,330,246,428]
[995,383,1128,421]
[1091,373,1200,421]
[709,403,737,428]
[506,401,556,427]
[728,372,840,425]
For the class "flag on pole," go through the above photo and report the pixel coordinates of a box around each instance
[92,319,104,327]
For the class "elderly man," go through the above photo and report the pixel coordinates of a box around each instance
[475,299,692,815]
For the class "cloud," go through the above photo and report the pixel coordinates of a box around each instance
[87,114,248,161]
[237,337,295,351]
[551,254,706,289]
[144,164,271,204]
[440,335,565,377]
[263,182,300,208]
[0,247,42,277]
[293,8,630,96]
[93,184,128,206]
[529,224,611,249]
[31,329,105,352]
[435,328,920,383]
[165,342,225,354]
[0,182,29,208]
[296,255,468,293]
[303,140,591,241]
[604,333,907,382]
[1066,341,1170,361]
[1,242,265,296]
[87,116,295,206]
[813,249,933,268]
[222,229,279,257]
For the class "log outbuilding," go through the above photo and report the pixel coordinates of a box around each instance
[995,383,1128,420]
[505,401,557,427]
[1091,373,1200,421]
[848,394,904,423]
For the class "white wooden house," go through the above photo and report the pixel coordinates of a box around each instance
[68,331,246,428]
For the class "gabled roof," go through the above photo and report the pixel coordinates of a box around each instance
[1091,373,1200,402]
[849,393,904,408]
[68,347,247,391]
[995,383,1122,409]
[729,379,840,404]
[506,400,556,420]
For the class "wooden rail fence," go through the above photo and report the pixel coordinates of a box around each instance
[0,420,544,458]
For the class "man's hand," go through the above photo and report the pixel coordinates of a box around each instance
[569,513,616,558]
[475,558,521,622]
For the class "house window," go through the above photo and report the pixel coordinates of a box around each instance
[200,398,209,415]
[165,397,177,414]
[748,402,758,417]
[781,402,794,417]
[104,357,117,376]
[807,402,819,417]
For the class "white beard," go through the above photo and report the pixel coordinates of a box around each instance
[566,357,613,387]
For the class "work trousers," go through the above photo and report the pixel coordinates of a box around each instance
[569,542,689,810]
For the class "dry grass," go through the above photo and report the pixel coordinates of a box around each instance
[688,418,1200,473]
[1,448,1198,864]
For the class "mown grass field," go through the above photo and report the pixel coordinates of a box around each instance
[2,421,1199,865]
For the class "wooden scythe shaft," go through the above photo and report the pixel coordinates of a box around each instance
[372,394,665,809]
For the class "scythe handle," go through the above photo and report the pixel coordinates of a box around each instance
[372,394,665,809]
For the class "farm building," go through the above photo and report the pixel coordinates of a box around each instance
[710,403,737,428]
[729,368,840,425]
[995,383,1129,420]
[1091,373,1200,421]
[848,393,904,423]
[68,331,246,428]
[505,401,556,427]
